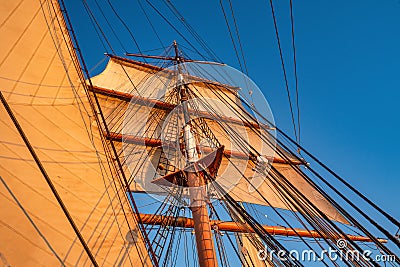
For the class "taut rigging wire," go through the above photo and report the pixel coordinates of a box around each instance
[267,0,299,144]
[144,0,209,60]
[106,0,143,55]
[82,3,108,53]
[227,0,249,76]
[210,177,305,267]
[289,0,301,147]
[162,0,222,62]
[93,0,127,52]
[218,0,244,73]
[209,203,254,267]
[82,0,113,53]
[136,0,167,52]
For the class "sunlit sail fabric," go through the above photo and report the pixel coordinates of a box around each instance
[89,56,348,224]
[0,1,151,266]
[236,233,271,267]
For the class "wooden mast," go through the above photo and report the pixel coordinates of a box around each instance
[174,41,218,267]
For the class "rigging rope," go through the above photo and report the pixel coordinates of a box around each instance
[93,0,127,52]
[162,0,221,62]
[106,0,144,56]
[82,0,113,53]
[227,0,249,76]
[136,0,167,52]
[289,0,301,148]
[144,0,209,61]
[267,0,299,144]
[219,0,244,73]
[211,178,305,267]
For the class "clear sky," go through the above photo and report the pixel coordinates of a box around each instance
[66,0,399,261]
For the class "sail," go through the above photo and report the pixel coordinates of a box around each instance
[0,1,151,266]
[236,233,271,267]
[89,56,348,224]
[235,203,272,267]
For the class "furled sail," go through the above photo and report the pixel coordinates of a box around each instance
[0,1,151,266]
[89,56,348,224]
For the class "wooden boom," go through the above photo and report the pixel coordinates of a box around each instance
[138,213,387,243]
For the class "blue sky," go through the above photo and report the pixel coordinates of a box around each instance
[66,0,399,262]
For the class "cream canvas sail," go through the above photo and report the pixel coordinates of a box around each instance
[0,1,151,266]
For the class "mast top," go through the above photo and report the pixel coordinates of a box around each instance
[173,40,181,63]
[125,41,225,66]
